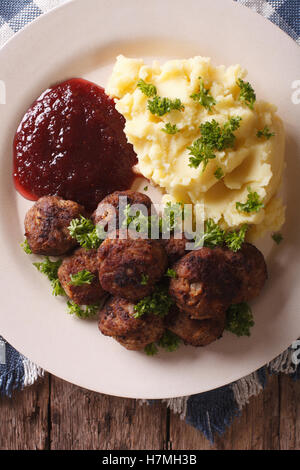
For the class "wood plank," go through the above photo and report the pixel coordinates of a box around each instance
[279,375,300,450]
[169,375,280,450]
[0,373,49,450]
[50,375,168,450]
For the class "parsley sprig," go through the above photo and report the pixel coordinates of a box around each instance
[33,257,65,296]
[21,239,32,254]
[188,117,241,171]
[225,303,254,337]
[162,123,179,135]
[165,268,177,279]
[69,270,95,286]
[68,216,102,249]
[67,301,99,319]
[257,126,275,140]
[145,330,181,356]
[190,77,216,111]
[237,78,256,110]
[272,233,283,245]
[195,219,248,252]
[236,187,264,214]
[137,79,157,97]
[214,167,224,180]
[148,96,184,117]
[134,286,174,319]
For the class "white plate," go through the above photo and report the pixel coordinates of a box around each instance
[0,0,300,399]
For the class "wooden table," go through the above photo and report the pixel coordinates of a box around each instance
[1,372,299,450]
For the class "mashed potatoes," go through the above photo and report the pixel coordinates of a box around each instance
[106,55,285,239]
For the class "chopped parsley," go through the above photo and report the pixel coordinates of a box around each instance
[33,257,65,297]
[236,187,264,214]
[67,301,99,319]
[69,270,95,286]
[272,232,283,245]
[195,219,248,252]
[162,123,179,135]
[144,343,159,356]
[190,77,216,111]
[161,202,184,233]
[226,303,254,337]
[144,330,181,356]
[188,117,241,171]
[68,215,102,249]
[165,268,177,279]
[214,167,224,180]
[257,126,275,140]
[123,204,151,234]
[143,186,148,191]
[237,78,256,110]
[137,79,157,97]
[148,96,184,117]
[225,225,248,253]
[134,286,174,319]
[21,239,32,254]
[141,274,149,286]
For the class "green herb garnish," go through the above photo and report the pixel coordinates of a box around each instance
[190,77,216,111]
[214,167,224,180]
[257,126,275,140]
[69,270,95,286]
[162,123,179,135]
[144,343,159,356]
[225,224,248,253]
[134,286,174,319]
[141,274,149,286]
[272,232,283,245]
[21,239,32,254]
[226,303,254,337]
[144,186,148,191]
[188,117,241,171]
[237,78,256,109]
[236,187,264,214]
[67,301,99,319]
[137,79,157,97]
[161,202,184,233]
[165,268,177,279]
[148,96,184,117]
[157,330,181,352]
[68,215,102,249]
[33,257,65,296]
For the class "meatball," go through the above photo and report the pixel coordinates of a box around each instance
[160,233,191,265]
[24,196,85,256]
[91,190,153,231]
[166,307,226,347]
[98,230,168,301]
[99,297,165,350]
[169,247,240,320]
[58,248,106,305]
[220,243,267,303]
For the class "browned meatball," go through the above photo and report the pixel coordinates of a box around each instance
[24,196,85,256]
[160,233,191,265]
[220,243,267,303]
[98,230,168,301]
[99,297,165,350]
[58,248,106,305]
[91,190,153,231]
[169,247,240,320]
[166,307,226,347]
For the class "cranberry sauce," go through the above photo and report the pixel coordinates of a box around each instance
[14,78,137,211]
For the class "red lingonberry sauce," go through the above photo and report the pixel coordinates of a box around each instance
[13,78,137,211]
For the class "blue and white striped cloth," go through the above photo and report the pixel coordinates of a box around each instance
[0,0,299,442]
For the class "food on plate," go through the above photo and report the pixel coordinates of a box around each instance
[99,296,165,350]
[14,78,137,211]
[221,243,268,304]
[106,55,285,239]
[58,248,106,305]
[98,230,168,301]
[91,189,152,230]
[169,247,241,320]
[24,196,85,256]
[166,306,226,347]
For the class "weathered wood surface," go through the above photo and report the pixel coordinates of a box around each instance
[0,373,300,450]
